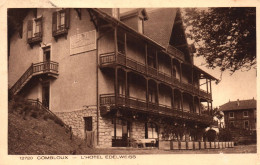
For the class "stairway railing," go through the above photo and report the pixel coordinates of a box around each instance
[27,99,70,131]
[9,61,59,95]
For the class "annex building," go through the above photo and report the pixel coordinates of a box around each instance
[219,99,256,143]
[8,8,218,148]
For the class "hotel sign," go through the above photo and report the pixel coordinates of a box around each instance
[70,30,96,55]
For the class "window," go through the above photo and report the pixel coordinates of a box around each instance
[243,111,249,117]
[244,120,249,129]
[27,16,42,46]
[52,9,70,39]
[145,123,158,139]
[229,112,234,118]
[84,117,92,131]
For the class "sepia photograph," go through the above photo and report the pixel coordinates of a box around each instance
[7,7,257,155]
[1,1,258,164]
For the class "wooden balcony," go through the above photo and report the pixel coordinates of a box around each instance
[100,52,212,100]
[100,94,214,124]
[9,61,59,95]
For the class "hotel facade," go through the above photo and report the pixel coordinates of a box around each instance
[8,8,218,147]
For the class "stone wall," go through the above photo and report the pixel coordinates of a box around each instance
[98,116,113,147]
[55,107,97,139]
[131,120,145,139]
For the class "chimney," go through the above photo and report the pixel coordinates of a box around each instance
[237,99,239,106]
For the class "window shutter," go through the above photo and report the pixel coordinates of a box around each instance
[65,8,70,29]
[27,20,33,39]
[52,12,57,36]
[39,17,43,37]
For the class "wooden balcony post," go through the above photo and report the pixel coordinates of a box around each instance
[210,79,212,99]
[124,32,127,65]
[172,88,175,109]
[198,98,201,114]
[170,58,173,80]
[156,50,158,76]
[210,101,213,116]
[145,43,148,74]
[192,95,195,113]
[181,92,184,114]
[206,78,209,94]
[156,82,159,104]
[180,62,182,83]
[146,78,149,107]
[114,27,118,59]
[191,66,194,90]
[207,101,209,115]
[115,67,118,105]
[125,71,128,103]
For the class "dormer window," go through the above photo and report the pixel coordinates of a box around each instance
[27,16,42,47]
[52,9,70,41]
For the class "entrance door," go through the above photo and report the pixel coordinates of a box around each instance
[43,47,51,61]
[84,117,95,147]
[42,82,50,108]
[112,118,130,147]
[43,47,51,71]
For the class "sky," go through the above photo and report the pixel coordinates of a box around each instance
[120,8,257,107]
[194,56,257,107]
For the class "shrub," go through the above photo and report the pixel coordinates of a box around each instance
[218,128,233,141]
[205,129,217,142]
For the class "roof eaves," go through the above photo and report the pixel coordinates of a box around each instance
[92,8,165,50]
[193,65,219,81]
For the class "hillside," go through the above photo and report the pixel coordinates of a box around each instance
[8,98,90,155]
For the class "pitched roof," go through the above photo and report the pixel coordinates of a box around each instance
[219,99,256,111]
[144,8,178,48]
[120,8,148,20]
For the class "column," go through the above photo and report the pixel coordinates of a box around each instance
[181,92,184,113]
[114,27,118,58]
[124,32,127,64]
[172,88,175,109]
[114,67,118,105]
[156,82,159,104]
[156,50,159,72]
[125,71,128,104]
[192,96,195,113]
[198,98,201,114]
[206,78,209,94]
[180,62,182,83]
[207,101,209,115]
[210,79,212,99]
[210,101,213,116]
[170,58,173,78]
[146,78,149,104]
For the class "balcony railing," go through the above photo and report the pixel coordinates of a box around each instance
[9,61,59,95]
[100,52,212,99]
[100,94,214,124]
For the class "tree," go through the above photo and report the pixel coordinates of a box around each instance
[183,8,256,73]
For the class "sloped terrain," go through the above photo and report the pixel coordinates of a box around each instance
[8,98,90,155]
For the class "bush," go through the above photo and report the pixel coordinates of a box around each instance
[218,128,233,141]
[205,129,217,142]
